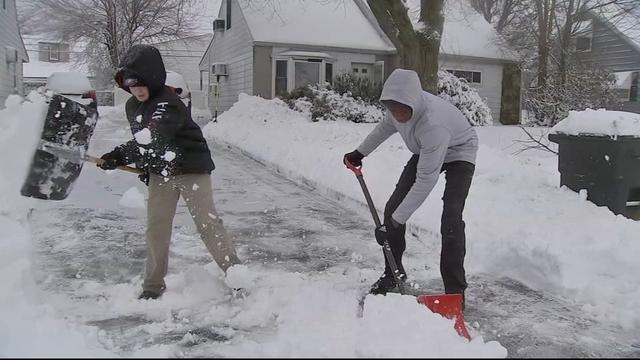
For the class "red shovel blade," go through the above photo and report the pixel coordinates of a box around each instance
[416,294,471,341]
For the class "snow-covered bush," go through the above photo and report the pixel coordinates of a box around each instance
[331,73,383,103]
[523,64,620,127]
[283,84,383,123]
[437,70,493,126]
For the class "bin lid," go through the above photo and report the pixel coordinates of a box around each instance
[551,109,640,138]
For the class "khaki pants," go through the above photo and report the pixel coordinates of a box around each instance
[143,173,240,292]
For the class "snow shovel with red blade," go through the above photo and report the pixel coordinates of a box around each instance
[345,160,471,341]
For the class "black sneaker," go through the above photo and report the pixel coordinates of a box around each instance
[369,273,407,295]
[138,289,163,300]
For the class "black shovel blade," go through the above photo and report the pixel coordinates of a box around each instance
[20,93,98,200]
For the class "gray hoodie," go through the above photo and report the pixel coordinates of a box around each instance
[357,69,478,224]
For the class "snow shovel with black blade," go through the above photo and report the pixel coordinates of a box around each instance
[345,160,471,341]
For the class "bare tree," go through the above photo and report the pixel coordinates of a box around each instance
[367,0,444,94]
[20,0,205,85]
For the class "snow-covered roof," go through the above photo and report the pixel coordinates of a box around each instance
[22,35,90,79]
[238,0,396,52]
[594,4,640,52]
[405,0,519,62]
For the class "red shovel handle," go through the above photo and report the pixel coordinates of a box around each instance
[344,159,363,176]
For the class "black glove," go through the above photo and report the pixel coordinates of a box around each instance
[343,149,364,167]
[97,150,123,170]
[138,171,150,186]
[374,218,402,246]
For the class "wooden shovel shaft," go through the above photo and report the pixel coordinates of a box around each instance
[88,155,143,174]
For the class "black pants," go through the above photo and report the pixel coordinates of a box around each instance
[383,155,475,294]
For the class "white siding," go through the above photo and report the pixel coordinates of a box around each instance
[269,47,381,95]
[0,0,27,107]
[202,0,254,113]
[439,57,504,124]
[154,34,213,109]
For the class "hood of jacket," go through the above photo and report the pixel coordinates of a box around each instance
[379,69,427,123]
[114,44,166,96]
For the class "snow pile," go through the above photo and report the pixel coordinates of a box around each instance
[216,266,505,357]
[205,94,640,330]
[551,109,640,137]
[0,93,115,357]
[119,187,146,209]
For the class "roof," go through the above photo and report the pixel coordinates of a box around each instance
[404,0,519,62]
[238,0,396,52]
[22,35,89,79]
[593,4,640,52]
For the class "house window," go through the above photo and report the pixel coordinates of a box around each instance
[275,60,288,96]
[226,0,232,30]
[575,20,593,52]
[447,69,482,84]
[295,61,321,89]
[325,63,333,84]
[631,72,639,102]
[49,44,60,61]
[200,70,208,91]
[351,63,374,81]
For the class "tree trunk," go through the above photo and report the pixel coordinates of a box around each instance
[559,0,575,85]
[367,0,444,94]
[536,0,555,88]
[418,0,444,94]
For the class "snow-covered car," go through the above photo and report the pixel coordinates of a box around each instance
[165,70,191,112]
[46,71,97,106]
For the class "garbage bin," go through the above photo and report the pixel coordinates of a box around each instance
[549,133,640,220]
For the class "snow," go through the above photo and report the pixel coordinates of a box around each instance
[134,128,152,144]
[239,0,395,52]
[203,94,640,330]
[404,0,519,61]
[119,187,146,209]
[46,72,93,94]
[0,93,116,357]
[3,92,640,357]
[551,108,640,137]
[163,151,177,161]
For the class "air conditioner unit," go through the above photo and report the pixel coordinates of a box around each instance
[5,46,18,64]
[213,19,226,32]
[212,63,228,76]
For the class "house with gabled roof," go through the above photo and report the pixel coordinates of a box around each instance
[199,0,521,124]
[0,0,29,107]
[573,5,640,113]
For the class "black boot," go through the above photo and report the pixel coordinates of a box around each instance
[138,289,164,300]
[369,273,406,295]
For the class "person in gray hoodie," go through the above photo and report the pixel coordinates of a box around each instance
[343,69,478,302]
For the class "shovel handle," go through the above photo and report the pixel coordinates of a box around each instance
[344,159,363,176]
[347,162,406,294]
[89,155,144,175]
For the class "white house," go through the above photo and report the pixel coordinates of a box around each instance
[573,5,640,113]
[0,0,29,107]
[22,35,92,93]
[200,0,521,124]
[114,34,214,108]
